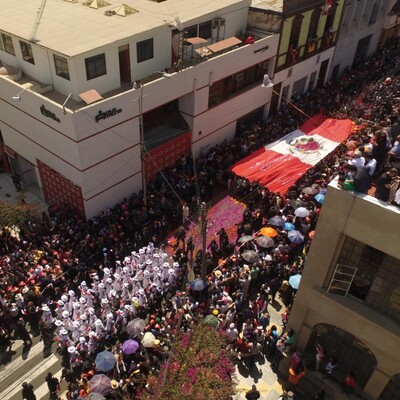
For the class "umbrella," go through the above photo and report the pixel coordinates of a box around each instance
[241,250,260,264]
[268,216,284,227]
[291,199,306,209]
[289,274,302,290]
[314,193,325,204]
[89,374,111,395]
[86,394,106,400]
[308,230,315,239]
[190,278,208,291]
[142,332,156,348]
[238,235,254,244]
[95,350,116,372]
[259,227,278,238]
[126,318,146,337]
[256,235,274,248]
[121,339,139,355]
[302,186,319,195]
[203,314,219,328]
[283,222,295,231]
[287,230,304,244]
[294,207,310,218]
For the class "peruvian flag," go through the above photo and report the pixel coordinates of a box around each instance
[324,0,333,15]
[231,117,354,195]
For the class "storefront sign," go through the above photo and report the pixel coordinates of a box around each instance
[95,108,122,122]
[40,105,60,123]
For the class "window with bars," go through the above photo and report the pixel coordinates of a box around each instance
[54,55,70,80]
[1,33,15,55]
[137,39,153,63]
[331,236,400,323]
[20,41,35,64]
[85,53,106,80]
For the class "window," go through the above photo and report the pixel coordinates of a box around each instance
[199,21,212,39]
[308,9,321,40]
[185,25,198,38]
[54,55,70,80]
[0,35,4,51]
[20,41,34,64]
[333,236,400,323]
[289,15,303,48]
[369,4,378,25]
[85,53,106,80]
[137,39,153,63]
[1,33,15,55]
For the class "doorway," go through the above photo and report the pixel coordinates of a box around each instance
[317,59,329,88]
[118,45,131,83]
[353,35,372,68]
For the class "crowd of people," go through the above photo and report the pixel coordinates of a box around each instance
[1,38,400,400]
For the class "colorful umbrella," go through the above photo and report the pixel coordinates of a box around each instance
[294,207,310,218]
[283,222,295,231]
[190,278,208,291]
[238,235,254,244]
[121,339,139,355]
[289,274,302,290]
[126,318,146,337]
[287,230,304,244]
[142,332,156,348]
[203,314,219,328]
[95,350,116,372]
[89,374,111,395]
[260,227,278,238]
[256,235,274,248]
[268,216,284,227]
[314,193,325,204]
[241,250,260,264]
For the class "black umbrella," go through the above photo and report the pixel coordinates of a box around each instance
[126,318,146,337]
[238,235,254,244]
[256,236,275,248]
[268,216,284,227]
[241,250,260,263]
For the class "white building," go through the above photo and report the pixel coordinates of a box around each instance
[330,0,400,79]
[0,0,278,218]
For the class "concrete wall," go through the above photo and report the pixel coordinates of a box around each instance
[288,181,400,399]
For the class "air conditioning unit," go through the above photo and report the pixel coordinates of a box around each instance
[213,18,225,28]
[233,72,244,82]
[259,61,269,71]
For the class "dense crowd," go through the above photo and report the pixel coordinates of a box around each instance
[1,38,400,400]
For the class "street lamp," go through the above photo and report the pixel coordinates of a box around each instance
[136,71,172,205]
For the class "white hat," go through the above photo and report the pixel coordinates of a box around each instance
[54,320,63,327]
[168,268,175,275]
[88,307,95,314]
[124,257,130,263]
[61,295,68,302]
[79,297,86,304]
[73,302,80,309]
[132,297,139,302]
[106,278,113,284]
[101,298,109,305]
[153,266,160,272]
[81,281,87,287]
[62,310,70,318]
[22,287,29,294]
[80,314,87,320]
[229,323,235,329]
[79,337,86,343]
[116,261,121,265]
[124,305,133,312]
[68,290,75,297]
[123,283,129,288]
[89,331,97,337]
[106,313,114,319]
[173,262,179,267]
[42,305,51,312]
[122,267,129,273]
[94,275,100,281]
[114,273,120,279]
[138,289,145,295]
[60,328,68,335]
[104,268,110,275]
[139,249,145,254]
[73,321,80,328]
[98,283,105,289]
[57,300,64,306]
[144,270,150,276]
[146,259,152,265]
[109,290,117,297]
[68,346,76,353]
[95,319,103,326]
[163,262,170,268]
[161,253,167,258]
[153,253,160,258]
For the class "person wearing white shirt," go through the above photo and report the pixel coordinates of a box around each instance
[364,154,377,176]
[348,150,365,169]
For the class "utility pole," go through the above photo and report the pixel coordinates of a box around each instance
[200,202,207,281]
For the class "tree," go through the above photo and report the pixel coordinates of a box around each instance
[0,201,41,232]
[141,323,237,400]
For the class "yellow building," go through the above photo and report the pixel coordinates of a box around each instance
[288,180,400,399]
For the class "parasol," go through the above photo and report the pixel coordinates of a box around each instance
[283,222,295,231]
[89,374,111,395]
[241,250,260,264]
[95,350,116,372]
[259,227,278,238]
[238,235,254,244]
[142,332,156,348]
[190,278,208,291]
[203,314,219,328]
[294,207,310,218]
[302,186,319,195]
[314,193,325,204]
[256,235,274,248]
[289,274,302,290]
[268,216,284,227]
[121,339,139,355]
[287,230,304,244]
[126,318,146,337]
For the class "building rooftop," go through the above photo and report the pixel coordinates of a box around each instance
[251,0,283,13]
[0,0,248,57]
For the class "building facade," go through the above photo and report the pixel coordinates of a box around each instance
[288,180,400,399]
[0,0,278,218]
